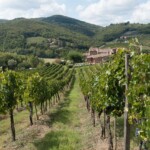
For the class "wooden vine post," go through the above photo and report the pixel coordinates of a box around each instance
[124,53,131,150]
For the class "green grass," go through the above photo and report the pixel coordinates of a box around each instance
[34,130,79,150]
[27,37,46,45]
[0,110,28,133]
[0,75,87,150]
[115,116,144,149]
[32,77,83,150]
[1,72,146,150]
[0,110,30,144]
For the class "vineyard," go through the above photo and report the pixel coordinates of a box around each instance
[0,64,74,147]
[0,46,150,150]
[78,48,150,149]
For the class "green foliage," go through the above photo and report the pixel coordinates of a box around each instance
[79,50,126,116]
[0,16,150,57]
[0,16,92,57]
[0,61,74,142]
[25,64,74,106]
[29,56,42,68]
[42,15,101,37]
[0,71,21,112]
[128,54,150,142]
[0,52,43,69]
[26,73,49,104]
[7,59,17,70]
[27,37,46,45]
[67,51,83,63]
[78,46,150,143]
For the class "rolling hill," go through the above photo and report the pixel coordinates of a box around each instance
[0,15,150,57]
[0,19,8,23]
[41,15,101,36]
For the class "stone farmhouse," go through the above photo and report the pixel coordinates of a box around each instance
[85,47,117,64]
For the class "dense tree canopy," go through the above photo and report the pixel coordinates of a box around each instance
[67,51,83,63]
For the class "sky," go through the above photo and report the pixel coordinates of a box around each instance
[0,0,150,26]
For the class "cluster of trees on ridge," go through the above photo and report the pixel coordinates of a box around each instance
[0,52,44,70]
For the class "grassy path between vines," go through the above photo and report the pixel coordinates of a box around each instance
[1,75,102,150]
[31,75,101,150]
[32,76,85,150]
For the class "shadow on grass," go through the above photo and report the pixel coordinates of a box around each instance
[116,116,124,137]
[47,98,72,126]
[43,76,76,127]
[34,131,64,150]
[33,76,80,150]
[33,130,79,150]
[116,116,140,147]
[116,117,137,137]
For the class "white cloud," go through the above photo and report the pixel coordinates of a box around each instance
[77,0,150,26]
[0,0,66,19]
[0,0,149,25]
[76,5,84,12]
[131,0,150,23]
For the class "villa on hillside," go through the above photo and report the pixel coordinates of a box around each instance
[85,47,117,64]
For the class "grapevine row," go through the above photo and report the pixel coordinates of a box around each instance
[78,50,150,149]
[0,64,74,141]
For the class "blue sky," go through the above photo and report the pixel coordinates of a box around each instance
[0,0,150,26]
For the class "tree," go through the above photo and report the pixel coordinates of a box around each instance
[7,59,17,70]
[17,61,31,69]
[29,56,41,68]
[67,51,83,63]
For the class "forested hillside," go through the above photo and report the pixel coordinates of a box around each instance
[0,15,150,57]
